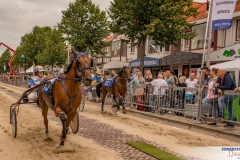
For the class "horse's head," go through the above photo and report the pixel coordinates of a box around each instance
[71,47,92,86]
[121,65,131,80]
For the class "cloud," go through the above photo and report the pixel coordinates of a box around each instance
[0,0,112,55]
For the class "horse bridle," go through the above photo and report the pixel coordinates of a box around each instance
[74,53,91,82]
[116,69,130,88]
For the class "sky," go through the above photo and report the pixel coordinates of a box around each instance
[0,0,205,55]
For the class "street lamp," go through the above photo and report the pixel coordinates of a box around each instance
[20,54,26,73]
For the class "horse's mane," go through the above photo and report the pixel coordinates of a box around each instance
[117,66,128,77]
[64,59,74,74]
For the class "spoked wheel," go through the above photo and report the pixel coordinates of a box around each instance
[79,95,85,112]
[10,105,13,124]
[11,108,17,138]
[70,112,79,134]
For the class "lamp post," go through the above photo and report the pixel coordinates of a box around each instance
[20,54,26,73]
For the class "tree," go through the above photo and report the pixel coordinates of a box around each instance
[58,0,110,55]
[15,26,53,69]
[0,49,11,73]
[35,29,67,72]
[108,0,198,72]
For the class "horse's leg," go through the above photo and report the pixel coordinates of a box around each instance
[121,96,127,114]
[38,94,49,137]
[42,105,49,137]
[101,87,108,112]
[59,112,67,146]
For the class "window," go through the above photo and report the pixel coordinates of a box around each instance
[121,42,127,56]
[148,39,161,53]
[131,45,135,52]
[165,44,170,52]
[185,32,190,48]
[111,40,120,56]
[236,20,240,41]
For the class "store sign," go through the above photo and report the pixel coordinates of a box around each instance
[130,57,160,67]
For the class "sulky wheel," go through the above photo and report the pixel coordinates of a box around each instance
[70,112,79,134]
[79,95,85,112]
[11,108,17,138]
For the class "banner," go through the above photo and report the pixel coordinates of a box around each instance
[212,0,237,30]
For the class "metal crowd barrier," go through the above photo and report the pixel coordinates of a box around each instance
[125,84,240,125]
[0,77,28,88]
[2,76,240,126]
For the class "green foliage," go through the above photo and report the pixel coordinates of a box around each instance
[58,0,110,55]
[35,29,67,67]
[108,0,198,71]
[0,49,11,73]
[15,26,67,70]
[127,141,184,160]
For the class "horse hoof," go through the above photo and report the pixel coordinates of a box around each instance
[60,141,64,146]
[122,109,127,114]
[45,133,49,138]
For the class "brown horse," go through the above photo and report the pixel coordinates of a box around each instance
[37,47,92,146]
[96,66,131,114]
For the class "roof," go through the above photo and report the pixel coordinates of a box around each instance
[187,1,240,22]
[103,34,114,43]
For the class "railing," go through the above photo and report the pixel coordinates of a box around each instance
[0,77,28,88]
[1,77,240,126]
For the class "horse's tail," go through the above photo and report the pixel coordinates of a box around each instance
[96,82,102,98]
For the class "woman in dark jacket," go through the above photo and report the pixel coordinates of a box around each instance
[176,76,187,113]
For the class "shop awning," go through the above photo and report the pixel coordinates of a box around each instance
[129,57,160,67]
[103,61,129,70]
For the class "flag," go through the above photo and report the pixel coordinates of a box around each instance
[4,62,6,71]
[150,44,161,53]
[212,0,237,30]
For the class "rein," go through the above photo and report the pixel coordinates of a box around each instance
[59,53,90,114]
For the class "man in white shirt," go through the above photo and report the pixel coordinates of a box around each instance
[151,74,168,96]
[185,73,198,100]
[185,73,198,88]
[150,74,168,111]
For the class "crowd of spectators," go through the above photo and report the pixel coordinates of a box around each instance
[128,67,239,128]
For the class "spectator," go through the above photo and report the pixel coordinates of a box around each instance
[144,70,153,108]
[215,68,237,128]
[175,76,187,114]
[130,72,145,110]
[131,68,140,81]
[150,73,168,112]
[185,73,198,102]
[170,70,179,85]
[165,70,175,86]
[202,68,219,125]
[185,73,198,88]
[198,66,210,99]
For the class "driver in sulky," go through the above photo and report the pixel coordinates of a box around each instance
[25,65,46,102]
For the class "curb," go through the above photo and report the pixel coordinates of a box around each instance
[125,108,240,143]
